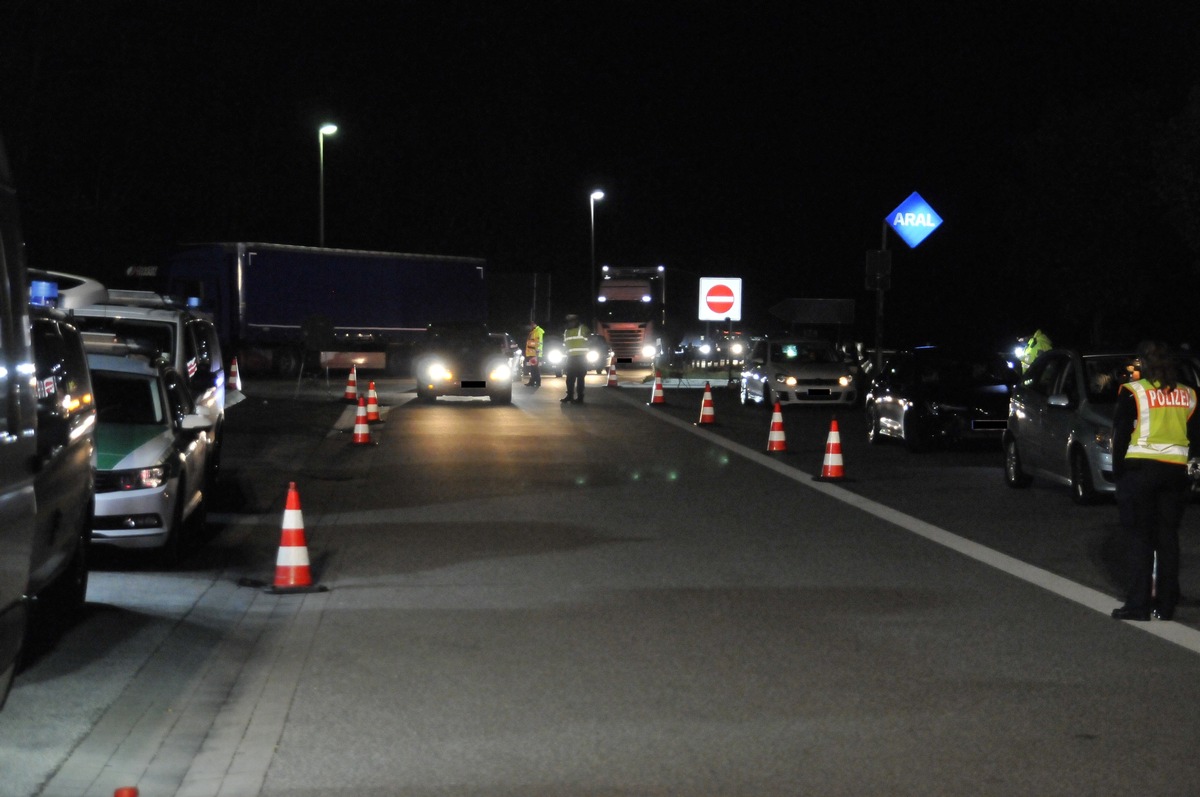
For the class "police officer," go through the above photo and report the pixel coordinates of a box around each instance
[524,320,544,387]
[1018,328,1052,372]
[562,313,590,403]
[1111,340,1200,621]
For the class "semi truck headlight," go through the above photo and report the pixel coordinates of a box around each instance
[698,343,712,356]
[728,342,744,356]
[641,344,657,359]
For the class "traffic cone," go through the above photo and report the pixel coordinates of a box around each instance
[696,381,716,426]
[365,381,381,422]
[268,482,326,594]
[766,401,787,452]
[816,418,845,480]
[343,364,358,402]
[229,357,242,391]
[648,371,665,405]
[607,364,619,388]
[114,789,139,797]
[352,397,373,445]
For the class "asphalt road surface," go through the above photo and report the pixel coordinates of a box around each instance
[4,370,1200,796]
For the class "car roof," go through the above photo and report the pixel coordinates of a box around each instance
[73,302,190,324]
[27,268,109,309]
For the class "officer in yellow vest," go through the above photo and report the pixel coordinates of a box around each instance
[1018,328,1052,371]
[562,314,590,403]
[524,321,544,387]
[1110,340,1200,621]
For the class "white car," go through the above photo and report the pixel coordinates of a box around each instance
[87,351,214,563]
[740,337,858,408]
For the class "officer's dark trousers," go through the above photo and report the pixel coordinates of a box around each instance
[564,357,587,401]
[1116,460,1189,611]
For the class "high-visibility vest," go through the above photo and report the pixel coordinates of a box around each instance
[1123,378,1197,465]
[525,326,544,357]
[564,325,590,355]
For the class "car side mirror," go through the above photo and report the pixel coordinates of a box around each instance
[181,413,215,432]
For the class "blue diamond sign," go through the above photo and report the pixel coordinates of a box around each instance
[887,191,943,248]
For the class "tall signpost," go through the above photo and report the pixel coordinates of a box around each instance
[869,191,943,371]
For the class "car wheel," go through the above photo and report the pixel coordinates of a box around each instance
[1070,447,1098,505]
[43,500,91,616]
[274,347,303,378]
[158,483,188,568]
[867,405,882,445]
[1004,436,1032,488]
[490,386,513,404]
[416,385,435,403]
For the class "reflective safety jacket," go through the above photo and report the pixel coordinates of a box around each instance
[1121,379,1197,465]
[564,324,590,356]
[1020,329,1052,370]
[525,325,544,357]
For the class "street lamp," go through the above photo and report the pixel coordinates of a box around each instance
[318,123,338,247]
[589,189,605,325]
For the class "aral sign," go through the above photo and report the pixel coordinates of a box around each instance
[697,277,742,321]
[887,191,943,248]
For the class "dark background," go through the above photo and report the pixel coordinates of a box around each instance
[2,2,1199,348]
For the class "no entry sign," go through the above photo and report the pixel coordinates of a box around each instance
[698,277,743,321]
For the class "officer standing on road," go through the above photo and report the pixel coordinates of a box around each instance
[562,313,590,403]
[1111,340,1200,622]
[524,320,544,387]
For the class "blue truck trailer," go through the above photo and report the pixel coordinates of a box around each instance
[161,242,487,375]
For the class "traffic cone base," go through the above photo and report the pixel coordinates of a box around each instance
[648,371,665,405]
[766,402,787,452]
[815,418,846,481]
[606,364,619,388]
[267,482,328,594]
[695,381,716,426]
[343,364,358,402]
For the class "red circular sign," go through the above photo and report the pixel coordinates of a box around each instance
[705,283,735,314]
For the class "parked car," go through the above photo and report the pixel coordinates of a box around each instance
[28,305,96,616]
[27,268,108,309]
[740,337,858,408]
[70,289,235,479]
[85,347,215,563]
[490,332,525,379]
[414,323,515,403]
[865,345,1015,451]
[1003,348,1200,503]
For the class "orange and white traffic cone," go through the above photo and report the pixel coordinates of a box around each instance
[816,418,845,480]
[352,397,373,445]
[648,371,665,405]
[766,401,787,452]
[365,381,381,422]
[696,381,716,426]
[229,357,242,392]
[268,482,326,594]
[113,788,139,797]
[343,364,358,402]
[606,364,619,388]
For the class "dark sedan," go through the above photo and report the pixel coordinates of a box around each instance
[414,323,515,404]
[865,345,1016,451]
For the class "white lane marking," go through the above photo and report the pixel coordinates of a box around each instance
[623,391,1200,655]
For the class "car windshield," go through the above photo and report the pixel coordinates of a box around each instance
[771,342,839,364]
[74,317,175,363]
[915,350,1015,386]
[426,324,491,350]
[92,371,166,426]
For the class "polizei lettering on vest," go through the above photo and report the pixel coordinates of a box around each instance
[1146,388,1192,408]
[893,212,936,227]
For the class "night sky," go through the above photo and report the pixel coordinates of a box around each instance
[3,2,1199,346]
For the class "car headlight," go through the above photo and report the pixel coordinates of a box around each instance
[489,364,512,381]
[426,362,452,382]
[698,343,712,356]
[780,374,797,387]
[586,350,599,364]
[547,350,564,365]
[839,374,853,387]
[113,465,167,490]
[641,344,657,359]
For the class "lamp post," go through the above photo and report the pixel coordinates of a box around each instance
[589,189,605,326]
[318,123,338,247]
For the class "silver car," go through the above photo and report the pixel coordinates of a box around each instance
[740,337,858,408]
[1003,349,1199,504]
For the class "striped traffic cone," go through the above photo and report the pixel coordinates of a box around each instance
[343,364,358,402]
[365,381,381,422]
[229,357,242,391]
[648,371,665,405]
[607,364,619,388]
[696,381,716,426]
[352,397,373,445]
[816,418,845,480]
[766,401,787,452]
[267,482,326,594]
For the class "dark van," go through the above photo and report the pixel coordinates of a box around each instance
[0,135,40,709]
